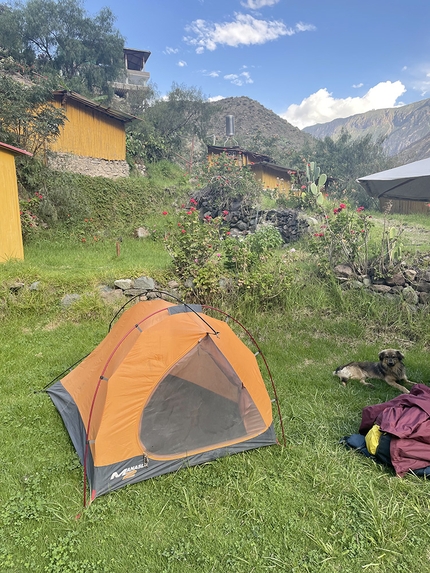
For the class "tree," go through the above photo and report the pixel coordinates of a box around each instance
[0,72,65,154]
[0,0,124,95]
[127,83,214,165]
[305,129,394,207]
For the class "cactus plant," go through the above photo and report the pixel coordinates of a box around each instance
[300,162,327,211]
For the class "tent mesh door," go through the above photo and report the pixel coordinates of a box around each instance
[139,335,265,456]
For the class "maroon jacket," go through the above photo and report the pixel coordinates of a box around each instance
[359,384,430,476]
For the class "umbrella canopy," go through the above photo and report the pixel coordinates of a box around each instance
[357,157,430,202]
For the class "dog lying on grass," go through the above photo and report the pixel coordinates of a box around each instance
[333,349,414,394]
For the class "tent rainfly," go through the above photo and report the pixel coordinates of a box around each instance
[47,299,281,503]
[357,157,430,202]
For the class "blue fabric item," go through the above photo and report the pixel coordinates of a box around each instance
[340,434,372,457]
[413,466,430,477]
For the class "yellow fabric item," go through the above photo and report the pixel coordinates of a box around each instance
[365,424,382,455]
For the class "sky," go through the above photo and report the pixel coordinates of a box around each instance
[83,0,430,129]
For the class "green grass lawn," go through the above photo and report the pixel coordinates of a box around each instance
[1,220,430,572]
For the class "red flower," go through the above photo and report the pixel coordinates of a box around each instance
[162,211,168,215]
[339,203,346,210]
[356,206,365,212]
[222,210,229,216]
[181,229,186,234]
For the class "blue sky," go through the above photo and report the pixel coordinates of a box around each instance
[84,0,430,129]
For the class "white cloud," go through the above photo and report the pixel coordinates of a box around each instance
[184,13,314,52]
[407,63,430,96]
[208,95,225,102]
[352,83,363,88]
[206,70,221,77]
[177,60,187,67]
[281,81,406,129]
[241,0,280,8]
[164,46,179,55]
[224,71,254,86]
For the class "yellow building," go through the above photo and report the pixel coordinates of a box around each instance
[0,142,32,262]
[50,90,135,161]
[207,145,297,195]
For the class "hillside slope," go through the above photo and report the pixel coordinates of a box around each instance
[303,98,430,162]
[208,96,314,164]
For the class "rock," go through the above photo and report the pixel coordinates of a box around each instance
[235,220,248,232]
[415,281,430,293]
[61,294,81,307]
[419,292,430,304]
[334,264,355,278]
[371,284,393,294]
[135,227,150,239]
[385,273,406,287]
[133,276,155,290]
[29,281,40,291]
[402,285,419,305]
[123,288,147,297]
[114,279,132,290]
[404,269,417,282]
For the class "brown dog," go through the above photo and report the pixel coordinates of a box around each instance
[333,349,414,393]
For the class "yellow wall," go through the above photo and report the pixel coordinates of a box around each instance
[50,99,126,160]
[379,198,430,215]
[251,165,291,195]
[208,150,292,195]
[0,149,24,262]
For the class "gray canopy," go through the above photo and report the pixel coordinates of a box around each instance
[357,157,430,202]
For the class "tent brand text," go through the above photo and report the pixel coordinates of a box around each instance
[111,463,145,480]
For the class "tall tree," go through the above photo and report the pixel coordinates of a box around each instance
[0,0,124,94]
[127,83,214,165]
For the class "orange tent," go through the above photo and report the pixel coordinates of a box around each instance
[48,300,279,502]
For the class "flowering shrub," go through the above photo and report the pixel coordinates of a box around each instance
[162,200,293,307]
[309,203,373,274]
[19,192,44,241]
[193,152,261,210]
[164,200,226,279]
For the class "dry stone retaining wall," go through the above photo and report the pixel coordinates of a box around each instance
[47,152,130,179]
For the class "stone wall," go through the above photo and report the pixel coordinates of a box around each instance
[335,261,430,308]
[47,152,130,179]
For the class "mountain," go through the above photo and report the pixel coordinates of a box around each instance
[207,96,314,165]
[303,99,430,163]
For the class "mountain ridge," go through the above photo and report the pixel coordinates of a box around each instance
[207,96,314,165]
[303,98,430,163]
